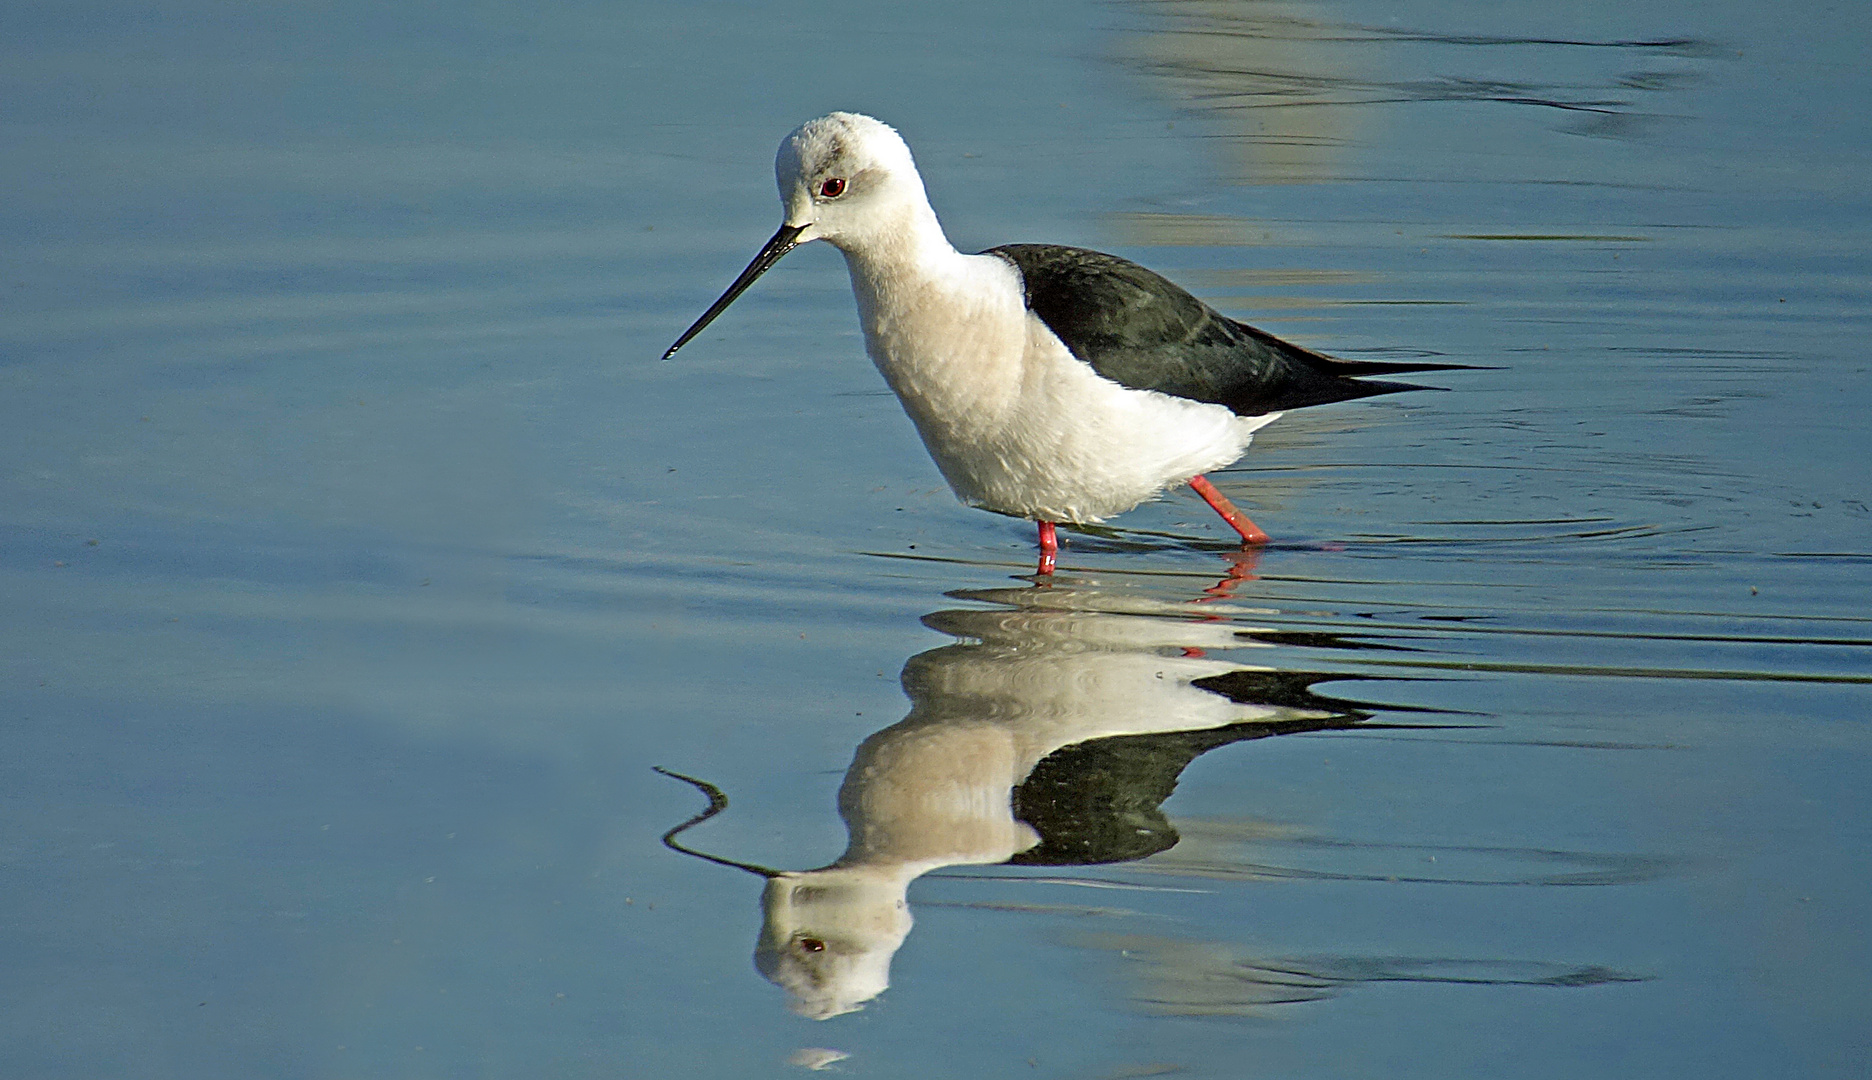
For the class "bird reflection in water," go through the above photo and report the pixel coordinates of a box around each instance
[658,557,1429,1020]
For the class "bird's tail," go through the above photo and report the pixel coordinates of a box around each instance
[1319,355,1495,378]
[1229,322,1494,413]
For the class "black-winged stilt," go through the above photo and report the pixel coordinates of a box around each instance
[664,113,1471,573]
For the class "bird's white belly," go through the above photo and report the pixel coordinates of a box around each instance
[874,310,1269,523]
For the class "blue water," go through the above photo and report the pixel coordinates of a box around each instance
[3,0,1868,1076]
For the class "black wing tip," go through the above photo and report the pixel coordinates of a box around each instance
[1332,376,1444,402]
[1229,320,1497,376]
[1238,375,1441,414]
[1322,358,1501,377]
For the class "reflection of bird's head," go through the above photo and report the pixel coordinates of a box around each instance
[755,868,915,1020]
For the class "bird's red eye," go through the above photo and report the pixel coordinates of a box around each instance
[818,177,846,198]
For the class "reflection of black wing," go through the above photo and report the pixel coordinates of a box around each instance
[1009,671,1375,866]
[988,244,1474,417]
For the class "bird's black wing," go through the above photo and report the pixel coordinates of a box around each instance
[988,244,1471,416]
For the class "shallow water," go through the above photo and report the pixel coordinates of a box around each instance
[3,0,1868,1076]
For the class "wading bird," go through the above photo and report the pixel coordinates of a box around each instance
[664,113,1468,573]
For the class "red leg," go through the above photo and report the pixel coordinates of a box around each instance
[1036,520,1058,576]
[1188,474,1269,545]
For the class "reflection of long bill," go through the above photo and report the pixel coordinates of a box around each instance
[653,767,778,877]
[661,224,807,360]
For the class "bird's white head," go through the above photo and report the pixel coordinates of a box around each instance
[662,112,940,360]
[775,112,930,250]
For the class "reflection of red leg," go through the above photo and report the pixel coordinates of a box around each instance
[1199,548,1264,601]
[1036,521,1058,576]
[1189,474,1269,545]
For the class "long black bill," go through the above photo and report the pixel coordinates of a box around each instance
[661,223,807,360]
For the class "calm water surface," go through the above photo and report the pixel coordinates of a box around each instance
[3,0,1868,1076]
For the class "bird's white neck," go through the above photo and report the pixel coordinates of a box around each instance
[828,199,961,298]
[829,205,1031,446]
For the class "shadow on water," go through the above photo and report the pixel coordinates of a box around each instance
[1120,0,1728,183]
[1069,935,1645,1015]
[656,557,1652,1021]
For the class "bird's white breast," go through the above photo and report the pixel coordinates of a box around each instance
[845,248,1266,522]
